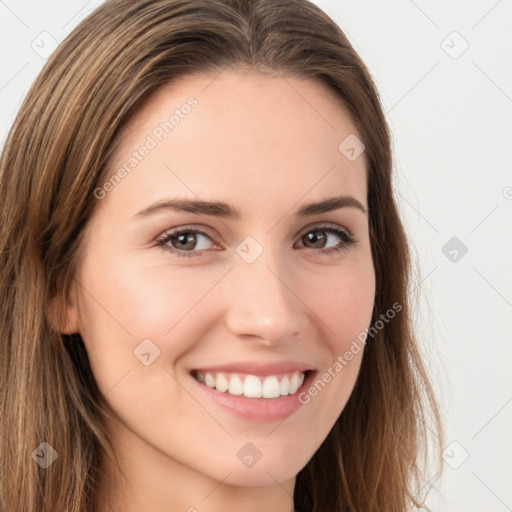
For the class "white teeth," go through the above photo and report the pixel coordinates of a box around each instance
[243,375,263,398]
[194,370,306,399]
[228,375,243,395]
[279,376,289,395]
[215,373,229,392]
[289,372,300,394]
[289,372,305,393]
[204,373,215,388]
[262,376,280,398]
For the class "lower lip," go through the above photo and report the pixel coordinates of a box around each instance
[191,371,316,422]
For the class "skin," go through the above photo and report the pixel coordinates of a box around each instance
[58,68,375,512]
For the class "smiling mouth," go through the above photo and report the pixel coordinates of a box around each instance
[190,369,312,399]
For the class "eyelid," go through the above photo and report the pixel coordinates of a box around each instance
[296,221,354,240]
[155,225,219,248]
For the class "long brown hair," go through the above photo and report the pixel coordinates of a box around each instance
[0,0,442,510]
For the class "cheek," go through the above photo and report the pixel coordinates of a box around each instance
[297,258,374,402]
[75,251,227,389]
[307,260,376,352]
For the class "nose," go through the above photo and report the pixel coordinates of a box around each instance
[222,246,307,346]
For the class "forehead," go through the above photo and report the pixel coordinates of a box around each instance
[100,69,367,219]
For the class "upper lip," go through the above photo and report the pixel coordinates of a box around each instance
[190,360,316,377]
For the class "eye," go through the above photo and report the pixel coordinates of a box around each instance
[294,224,356,255]
[156,227,216,258]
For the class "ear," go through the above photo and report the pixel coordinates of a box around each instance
[47,275,80,335]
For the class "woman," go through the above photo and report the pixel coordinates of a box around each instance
[0,0,442,511]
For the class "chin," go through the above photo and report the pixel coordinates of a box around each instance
[216,448,307,487]
[222,464,300,487]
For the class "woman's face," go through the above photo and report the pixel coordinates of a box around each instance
[63,69,375,505]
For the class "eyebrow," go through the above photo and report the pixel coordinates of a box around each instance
[133,195,367,219]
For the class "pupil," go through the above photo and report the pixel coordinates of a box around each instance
[175,232,196,249]
[305,231,326,248]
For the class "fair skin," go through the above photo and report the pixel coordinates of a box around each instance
[58,68,375,512]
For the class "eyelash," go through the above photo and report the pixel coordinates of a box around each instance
[155,224,357,259]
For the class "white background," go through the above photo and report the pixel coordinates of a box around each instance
[1,1,511,510]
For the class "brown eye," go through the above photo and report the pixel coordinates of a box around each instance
[296,226,355,255]
[156,228,215,258]
[301,230,328,248]
[169,231,199,251]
